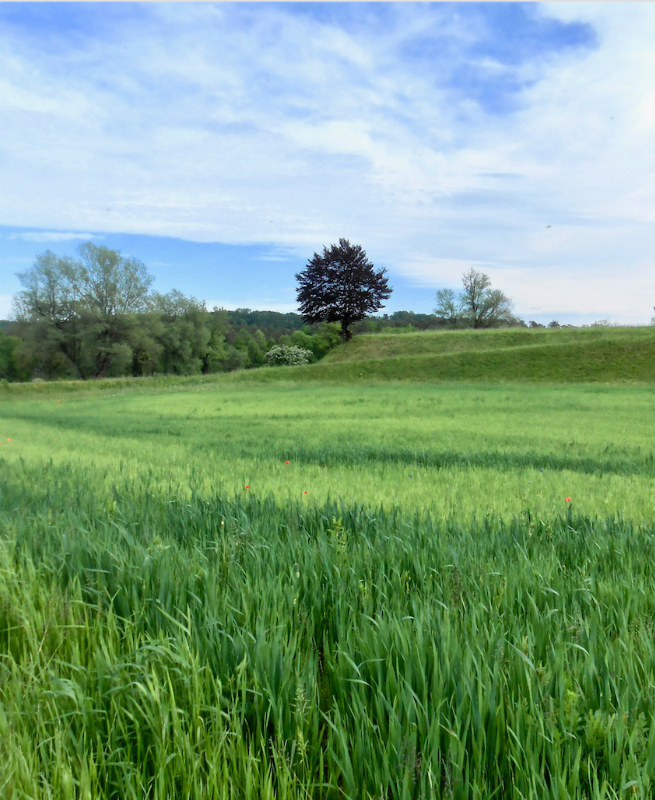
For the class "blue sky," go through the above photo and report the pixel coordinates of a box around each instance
[1,3,654,324]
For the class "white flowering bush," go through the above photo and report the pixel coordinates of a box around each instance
[264,345,312,366]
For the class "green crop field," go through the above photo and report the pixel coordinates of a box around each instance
[2,328,655,798]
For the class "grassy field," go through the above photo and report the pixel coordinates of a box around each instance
[2,331,655,798]
[1,381,655,522]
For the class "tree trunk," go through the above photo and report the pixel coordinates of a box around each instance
[96,354,112,380]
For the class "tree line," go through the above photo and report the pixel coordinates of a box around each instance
[0,243,342,382]
[1,238,572,383]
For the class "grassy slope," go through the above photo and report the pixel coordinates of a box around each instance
[308,325,655,383]
[325,325,653,361]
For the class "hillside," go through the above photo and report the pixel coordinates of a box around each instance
[248,325,655,384]
[1,326,653,398]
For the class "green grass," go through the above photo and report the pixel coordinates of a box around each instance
[1,382,654,522]
[3,467,655,798]
[308,326,655,384]
[2,336,655,798]
[326,325,655,362]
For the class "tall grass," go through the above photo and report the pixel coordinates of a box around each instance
[2,382,654,522]
[2,463,655,798]
[2,375,655,797]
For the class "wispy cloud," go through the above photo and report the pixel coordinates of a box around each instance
[0,3,653,322]
[8,231,98,243]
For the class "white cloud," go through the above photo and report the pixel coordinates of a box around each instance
[8,231,98,243]
[0,5,654,321]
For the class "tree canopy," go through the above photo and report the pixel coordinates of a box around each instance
[296,239,392,340]
[3,244,344,382]
[14,245,155,378]
[434,268,516,329]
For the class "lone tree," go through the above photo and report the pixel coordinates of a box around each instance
[14,243,153,379]
[434,268,515,328]
[296,239,392,341]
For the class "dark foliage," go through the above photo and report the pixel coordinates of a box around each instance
[223,308,306,344]
[296,239,392,340]
[352,311,452,334]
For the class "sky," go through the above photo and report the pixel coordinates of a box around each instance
[1,2,654,325]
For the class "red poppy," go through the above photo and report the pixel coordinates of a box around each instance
[565,497,571,502]
[7,438,11,443]
[285,461,289,464]
[303,491,307,494]
[245,485,250,489]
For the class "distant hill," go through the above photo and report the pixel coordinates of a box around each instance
[0,320,13,333]
[223,308,306,339]
[223,309,455,339]
[233,325,655,384]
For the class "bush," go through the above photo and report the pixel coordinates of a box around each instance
[264,345,312,366]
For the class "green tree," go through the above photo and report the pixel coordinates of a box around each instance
[0,330,27,381]
[434,269,516,329]
[233,329,267,368]
[460,269,514,328]
[288,322,342,360]
[15,244,154,379]
[77,243,153,378]
[202,308,230,374]
[289,329,318,361]
[218,346,248,372]
[14,250,87,377]
[150,291,211,376]
[433,288,461,327]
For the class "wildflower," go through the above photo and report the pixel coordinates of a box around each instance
[7,438,11,442]
[303,491,307,494]
[245,485,250,489]
[285,461,289,464]
[566,497,571,502]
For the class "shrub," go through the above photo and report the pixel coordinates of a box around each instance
[264,344,312,366]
